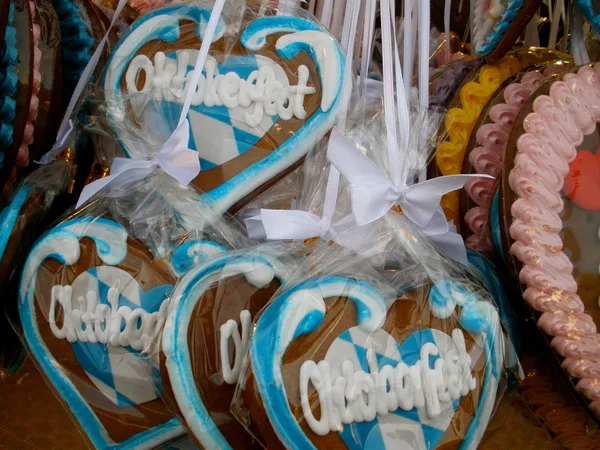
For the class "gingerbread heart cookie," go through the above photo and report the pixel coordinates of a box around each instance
[472,0,542,60]
[162,249,291,448]
[499,62,600,416]
[234,276,504,449]
[18,215,185,448]
[102,4,345,214]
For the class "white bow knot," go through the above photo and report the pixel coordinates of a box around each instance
[76,120,199,208]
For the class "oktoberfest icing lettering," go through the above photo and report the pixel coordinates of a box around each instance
[49,283,169,351]
[299,328,476,435]
[126,52,316,127]
[220,309,252,384]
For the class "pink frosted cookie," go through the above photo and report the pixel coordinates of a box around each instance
[499,63,600,417]
[461,61,572,252]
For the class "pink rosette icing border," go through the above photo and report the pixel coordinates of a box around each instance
[465,69,561,252]
[508,63,600,415]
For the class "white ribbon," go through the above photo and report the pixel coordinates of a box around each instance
[327,128,493,228]
[39,0,129,164]
[76,121,198,208]
[75,0,225,208]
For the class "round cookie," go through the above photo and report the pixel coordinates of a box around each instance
[460,61,572,253]
[499,62,600,417]
[18,213,186,449]
[161,250,291,449]
[234,277,504,449]
[102,4,345,215]
[472,0,543,60]
[432,47,568,229]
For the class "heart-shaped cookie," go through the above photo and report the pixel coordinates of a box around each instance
[500,62,600,416]
[162,250,290,449]
[238,277,503,449]
[102,4,345,214]
[563,148,600,211]
[18,216,185,449]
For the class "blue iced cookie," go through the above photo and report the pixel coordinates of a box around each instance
[241,278,504,449]
[18,216,186,449]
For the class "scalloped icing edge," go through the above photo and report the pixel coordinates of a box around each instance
[0,3,18,164]
[508,63,600,415]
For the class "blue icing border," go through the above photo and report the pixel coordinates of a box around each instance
[0,3,18,164]
[170,239,227,276]
[103,6,345,217]
[575,0,600,35]
[0,184,31,260]
[18,217,185,449]
[476,0,524,57]
[163,251,290,449]
[250,277,387,450]
[490,191,505,265]
[53,0,95,99]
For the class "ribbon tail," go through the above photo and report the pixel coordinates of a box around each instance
[429,230,468,265]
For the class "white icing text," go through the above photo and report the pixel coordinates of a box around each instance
[126,51,316,127]
[49,284,169,352]
[299,329,477,435]
[220,310,252,384]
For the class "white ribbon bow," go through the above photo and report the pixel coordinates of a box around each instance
[76,121,199,208]
[327,128,493,228]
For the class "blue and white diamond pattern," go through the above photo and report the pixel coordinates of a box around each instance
[161,52,289,170]
[68,266,172,407]
[324,327,466,450]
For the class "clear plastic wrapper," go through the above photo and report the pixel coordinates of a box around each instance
[160,241,309,449]
[230,227,514,449]
[98,1,346,215]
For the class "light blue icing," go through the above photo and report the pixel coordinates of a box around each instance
[103,6,345,217]
[575,0,600,35]
[0,184,31,261]
[170,239,227,276]
[429,280,503,449]
[490,191,505,265]
[476,0,524,57]
[18,217,185,449]
[240,16,322,50]
[250,277,387,450]
[103,4,227,119]
[163,251,290,450]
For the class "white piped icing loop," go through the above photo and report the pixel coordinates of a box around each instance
[220,310,252,384]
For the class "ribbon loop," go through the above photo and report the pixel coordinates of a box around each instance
[327,127,494,229]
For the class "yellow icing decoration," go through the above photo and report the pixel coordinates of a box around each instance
[435,49,566,226]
